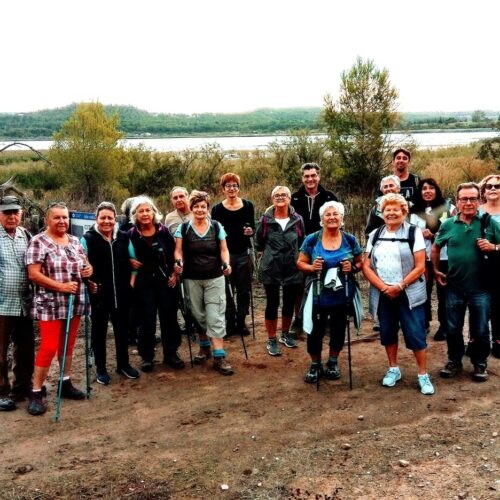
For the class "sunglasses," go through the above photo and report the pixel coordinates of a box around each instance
[484,183,500,190]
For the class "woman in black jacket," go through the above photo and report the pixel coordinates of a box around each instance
[82,202,139,385]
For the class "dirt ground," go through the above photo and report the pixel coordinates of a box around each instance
[1,283,499,500]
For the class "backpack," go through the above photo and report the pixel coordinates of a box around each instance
[181,219,222,252]
[368,224,416,258]
[479,213,499,290]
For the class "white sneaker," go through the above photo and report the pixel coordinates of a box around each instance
[382,367,401,387]
[418,373,435,395]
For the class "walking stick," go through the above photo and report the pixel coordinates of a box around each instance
[224,268,248,360]
[246,224,257,340]
[54,283,76,423]
[344,269,353,390]
[315,267,322,392]
[83,284,92,399]
[179,279,194,368]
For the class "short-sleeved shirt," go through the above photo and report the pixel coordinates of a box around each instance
[164,210,193,235]
[0,225,31,316]
[25,232,87,320]
[435,213,500,293]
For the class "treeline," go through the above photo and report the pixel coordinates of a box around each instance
[1,105,499,140]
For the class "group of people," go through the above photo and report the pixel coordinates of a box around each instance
[0,150,499,417]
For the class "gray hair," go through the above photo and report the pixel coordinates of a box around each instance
[319,201,345,227]
[170,186,189,198]
[120,197,137,218]
[380,175,401,190]
[96,201,117,217]
[271,185,291,199]
[130,195,163,225]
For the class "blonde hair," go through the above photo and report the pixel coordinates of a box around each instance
[188,190,211,210]
[380,193,408,215]
[479,174,500,202]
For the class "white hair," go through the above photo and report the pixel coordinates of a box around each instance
[271,185,291,198]
[130,195,163,225]
[380,175,401,190]
[319,201,345,227]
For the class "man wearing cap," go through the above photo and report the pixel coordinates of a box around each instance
[390,148,419,204]
[0,196,34,411]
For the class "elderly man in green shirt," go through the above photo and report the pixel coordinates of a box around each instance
[432,182,500,382]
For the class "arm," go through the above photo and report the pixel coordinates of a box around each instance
[297,251,324,274]
[431,242,446,286]
[220,239,231,276]
[173,237,184,275]
[28,263,78,294]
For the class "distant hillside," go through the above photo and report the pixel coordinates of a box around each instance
[0,105,498,140]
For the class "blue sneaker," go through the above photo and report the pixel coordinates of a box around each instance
[418,373,435,395]
[279,332,298,348]
[267,338,281,356]
[382,367,401,387]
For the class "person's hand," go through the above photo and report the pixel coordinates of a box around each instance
[243,226,253,237]
[434,270,447,287]
[81,264,93,278]
[88,280,99,294]
[477,238,495,252]
[222,263,232,276]
[340,259,352,273]
[311,257,324,273]
[168,274,177,287]
[382,284,401,300]
[422,228,434,240]
[60,281,79,294]
[130,258,143,270]
[174,260,183,275]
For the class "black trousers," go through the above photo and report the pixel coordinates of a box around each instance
[306,305,348,357]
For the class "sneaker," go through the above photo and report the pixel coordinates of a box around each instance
[382,367,401,387]
[96,370,111,385]
[117,365,140,379]
[0,397,16,411]
[492,341,500,359]
[439,361,462,378]
[27,390,47,416]
[433,329,447,341]
[278,332,298,348]
[289,318,303,335]
[304,362,323,384]
[59,379,85,400]
[266,338,281,356]
[194,347,211,365]
[163,351,185,370]
[418,374,435,395]
[141,361,154,373]
[472,365,488,382]
[213,357,234,376]
[325,358,341,380]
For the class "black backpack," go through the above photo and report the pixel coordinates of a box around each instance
[368,224,416,258]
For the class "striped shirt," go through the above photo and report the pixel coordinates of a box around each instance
[0,225,31,316]
[25,232,87,321]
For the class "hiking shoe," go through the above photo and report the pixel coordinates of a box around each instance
[492,341,500,359]
[304,362,323,384]
[117,365,140,379]
[325,358,341,380]
[289,318,303,335]
[472,365,488,382]
[418,374,435,395]
[28,390,47,416]
[440,361,462,378]
[267,338,281,356]
[278,332,298,348]
[60,379,85,400]
[0,397,16,411]
[382,367,402,387]
[163,352,185,370]
[194,347,211,364]
[96,370,111,385]
[141,361,154,373]
[433,329,447,341]
[213,357,234,376]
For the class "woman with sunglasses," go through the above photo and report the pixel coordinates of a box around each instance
[479,174,500,358]
[25,203,93,416]
[256,186,305,356]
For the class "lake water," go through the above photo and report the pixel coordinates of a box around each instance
[1,130,498,152]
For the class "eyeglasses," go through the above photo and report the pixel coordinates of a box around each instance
[273,193,288,199]
[457,197,479,203]
[485,183,500,190]
[224,184,239,190]
[303,174,318,179]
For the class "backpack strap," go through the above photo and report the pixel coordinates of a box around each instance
[369,224,416,258]
[480,212,491,239]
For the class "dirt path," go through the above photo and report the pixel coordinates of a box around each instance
[1,285,499,499]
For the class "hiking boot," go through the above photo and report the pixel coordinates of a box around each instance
[213,357,234,376]
[382,367,402,387]
[325,358,341,380]
[433,329,447,341]
[266,338,281,356]
[27,390,47,416]
[472,365,488,382]
[117,365,140,379]
[60,379,85,400]
[289,318,303,335]
[278,332,298,348]
[418,374,435,395]
[492,341,500,359]
[96,370,111,385]
[439,361,462,378]
[304,362,323,384]
[0,397,16,411]
[141,361,154,373]
[194,347,211,365]
[163,351,185,370]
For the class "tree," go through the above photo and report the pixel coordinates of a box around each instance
[323,57,401,196]
[471,110,487,124]
[49,102,125,203]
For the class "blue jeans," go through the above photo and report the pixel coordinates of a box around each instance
[446,286,490,367]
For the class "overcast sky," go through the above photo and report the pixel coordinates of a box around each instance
[2,0,498,114]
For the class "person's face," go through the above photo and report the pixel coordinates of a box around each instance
[223,182,240,199]
[381,179,400,195]
[272,190,290,208]
[0,209,22,233]
[302,168,320,191]
[46,207,69,235]
[192,201,208,220]
[456,187,480,217]
[382,202,406,227]
[483,177,500,202]
[322,207,342,230]
[393,153,410,174]
[136,204,155,226]
[171,189,188,212]
[96,209,116,236]
[421,183,437,204]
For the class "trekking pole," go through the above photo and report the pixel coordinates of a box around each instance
[315,265,322,392]
[54,276,76,423]
[179,278,194,368]
[83,283,92,399]
[224,265,248,360]
[343,266,353,391]
[245,223,256,340]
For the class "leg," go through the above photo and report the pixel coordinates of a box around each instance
[136,277,158,364]
[377,294,402,386]
[10,315,35,396]
[233,252,251,331]
[435,260,449,338]
[90,304,110,373]
[424,261,434,330]
[110,306,132,370]
[467,291,491,367]
[0,316,13,395]
[445,286,467,365]
[264,284,281,355]
[203,277,227,340]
